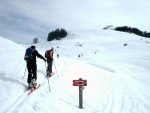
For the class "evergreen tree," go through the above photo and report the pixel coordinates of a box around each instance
[33,37,39,44]
[114,26,150,38]
[47,28,67,41]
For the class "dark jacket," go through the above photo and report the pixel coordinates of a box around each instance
[27,49,45,63]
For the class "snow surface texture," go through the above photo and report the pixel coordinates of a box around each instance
[0,29,150,113]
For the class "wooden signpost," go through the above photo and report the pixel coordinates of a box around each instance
[73,78,87,108]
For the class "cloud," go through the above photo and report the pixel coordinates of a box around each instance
[0,0,150,43]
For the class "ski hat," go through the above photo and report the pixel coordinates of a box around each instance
[31,45,36,49]
[51,47,54,50]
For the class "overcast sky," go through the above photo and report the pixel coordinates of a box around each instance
[0,0,150,43]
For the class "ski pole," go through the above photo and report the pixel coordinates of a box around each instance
[47,76,51,92]
[45,61,47,74]
[53,61,58,77]
[23,67,26,79]
[45,61,51,92]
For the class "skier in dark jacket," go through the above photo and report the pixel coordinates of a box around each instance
[45,47,54,77]
[26,45,46,89]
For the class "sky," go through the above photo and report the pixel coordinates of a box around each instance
[0,28,150,113]
[0,0,150,44]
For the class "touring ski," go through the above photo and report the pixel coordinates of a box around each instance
[28,83,41,95]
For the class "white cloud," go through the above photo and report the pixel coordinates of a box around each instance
[0,0,150,43]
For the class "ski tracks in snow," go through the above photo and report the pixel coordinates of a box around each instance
[4,93,28,113]
[102,66,150,113]
[83,62,150,113]
[3,75,52,113]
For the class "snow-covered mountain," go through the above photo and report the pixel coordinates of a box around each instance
[0,29,150,113]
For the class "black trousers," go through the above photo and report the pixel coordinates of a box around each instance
[26,61,37,83]
[47,61,53,73]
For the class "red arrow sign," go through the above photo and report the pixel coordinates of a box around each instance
[73,80,87,86]
[73,82,87,86]
[73,80,87,83]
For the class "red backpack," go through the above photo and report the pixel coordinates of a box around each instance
[45,50,53,58]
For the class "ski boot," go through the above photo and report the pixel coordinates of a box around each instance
[47,71,52,78]
[31,79,36,88]
[28,83,33,90]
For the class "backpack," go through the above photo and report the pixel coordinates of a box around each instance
[45,50,53,58]
[45,50,48,58]
[24,47,33,61]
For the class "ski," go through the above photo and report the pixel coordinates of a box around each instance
[28,83,41,95]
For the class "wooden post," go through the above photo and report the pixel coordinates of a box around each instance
[79,78,83,108]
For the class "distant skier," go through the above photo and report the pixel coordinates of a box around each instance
[24,45,46,89]
[57,54,59,58]
[45,47,54,77]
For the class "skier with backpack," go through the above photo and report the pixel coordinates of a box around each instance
[24,45,46,89]
[45,47,54,77]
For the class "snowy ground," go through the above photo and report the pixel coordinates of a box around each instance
[0,29,150,113]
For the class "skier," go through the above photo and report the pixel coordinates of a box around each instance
[24,45,46,89]
[45,47,54,77]
[57,54,59,58]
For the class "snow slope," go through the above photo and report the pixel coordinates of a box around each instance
[0,29,150,113]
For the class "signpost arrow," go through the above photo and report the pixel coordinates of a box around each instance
[73,80,87,86]
[73,82,87,86]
